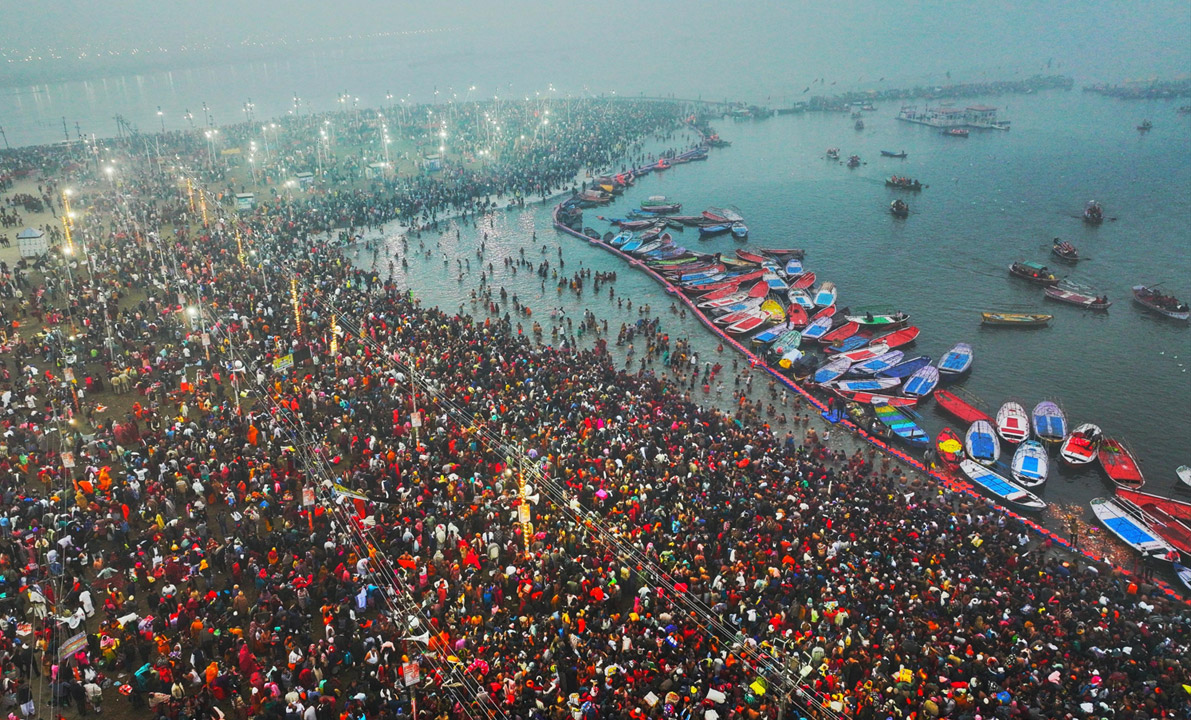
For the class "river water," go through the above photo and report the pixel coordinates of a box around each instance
[356,88,1191,522]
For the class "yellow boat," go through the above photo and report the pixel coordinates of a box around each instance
[761,299,786,324]
[980,312,1053,327]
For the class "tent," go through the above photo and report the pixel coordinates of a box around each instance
[16,227,47,257]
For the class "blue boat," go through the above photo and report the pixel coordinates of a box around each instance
[872,405,930,448]
[621,238,644,253]
[1091,497,1181,561]
[828,377,901,393]
[964,420,1001,466]
[960,459,1047,512]
[731,222,749,239]
[1031,400,1067,444]
[801,315,834,341]
[812,356,853,385]
[902,365,940,397]
[751,325,787,345]
[876,355,933,379]
[699,224,732,236]
[850,350,905,376]
[610,231,634,246]
[1011,440,1049,488]
[937,342,974,376]
[784,258,803,277]
[824,335,870,355]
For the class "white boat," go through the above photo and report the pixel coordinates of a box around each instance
[1175,563,1191,591]
[777,349,804,369]
[1090,497,1181,562]
[850,350,905,376]
[964,420,1000,466]
[1059,423,1102,466]
[959,459,1046,512]
[995,401,1030,444]
[788,288,815,309]
[784,258,804,277]
[902,365,939,398]
[1011,440,1049,488]
[813,281,837,308]
[812,356,853,385]
[828,377,902,393]
[1178,465,1191,491]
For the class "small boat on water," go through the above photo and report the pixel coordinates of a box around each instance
[935,388,992,425]
[726,313,770,336]
[760,299,786,323]
[965,420,1000,466]
[936,342,974,377]
[960,459,1047,512]
[890,199,909,217]
[786,304,809,327]
[770,330,802,356]
[1179,465,1191,491]
[846,307,910,328]
[801,315,835,342]
[731,222,749,239]
[1059,423,1102,466]
[936,428,964,466]
[1011,440,1050,488]
[1009,260,1059,286]
[876,355,933,380]
[854,119,865,130]
[872,405,930,448]
[735,248,768,264]
[943,128,969,137]
[981,312,1052,327]
[1137,119,1152,132]
[1083,200,1104,225]
[813,281,837,308]
[1045,284,1111,310]
[1052,238,1079,262]
[812,356,853,385]
[838,342,891,364]
[791,272,816,290]
[699,224,733,237]
[885,176,923,190]
[872,325,920,350]
[850,350,905,377]
[902,365,940,398]
[1175,563,1191,591]
[847,155,861,168]
[995,401,1031,444]
[830,377,902,393]
[750,325,787,345]
[1031,400,1067,445]
[1113,487,1191,554]
[1132,285,1190,321]
[826,147,840,160]
[787,288,815,310]
[837,390,919,407]
[1099,438,1145,489]
[880,150,908,158]
[823,335,870,355]
[1090,497,1180,562]
[819,321,861,347]
[783,258,803,277]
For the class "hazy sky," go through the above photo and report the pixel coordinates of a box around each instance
[3,0,1187,83]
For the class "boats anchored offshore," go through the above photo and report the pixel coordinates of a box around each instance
[886,176,924,191]
[880,150,908,158]
[1091,497,1180,562]
[943,128,969,137]
[890,199,909,218]
[1137,119,1153,132]
[1045,283,1111,311]
[847,155,861,168]
[981,312,1052,327]
[1132,285,1190,322]
[1051,238,1079,262]
[1083,200,1104,224]
[1009,260,1059,286]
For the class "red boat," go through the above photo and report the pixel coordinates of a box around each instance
[757,247,805,259]
[1114,488,1191,554]
[735,249,768,264]
[873,325,920,350]
[934,388,993,425]
[835,389,919,407]
[791,272,817,290]
[1098,438,1145,489]
[697,284,745,302]
[819,321,861,346]
[810,305,836,322]
[936,427,964,466]
[786,304,809,327]
[745,281,770,298]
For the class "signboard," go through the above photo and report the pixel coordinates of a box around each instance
[272,354,294,372]
[518,504,531,524]
[410,411,422,428]
[59,631,88,659]
[302,487,316,506]
[201,332,211,347]
[60,452,76,469]
[235,193,255,212]
[402,661,420,686]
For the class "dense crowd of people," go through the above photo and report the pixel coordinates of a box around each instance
[0,102,1184,720]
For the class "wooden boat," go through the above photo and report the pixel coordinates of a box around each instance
[756,247,805,259]
[760,299,786,323]
[725,312,770,335]
[965,420,1000,466]
[890,199,909,217]
[995,402,1031,444]
[902,365,940,398]
[770,330,802,356]
[1132,285,1190,321]
[750,325,787,345]
[1113,488,1191,554]
[826,147,840,160]
[1059,423,1102,466]
[735,249,768,264]
[829,377,901,393]
[837,390,919,408]
[872,325,920,350]
[960,459,1047,512]
[697,285,746,303]
[847,155,861,167]
[1180,465,1191,491]
[936,427,964,466]
[823,335,870,355]
[720,256,759,270]
[880,150,908,158]
[885,176,923,190]
[787,288,815,310]
[620,237,644,253]
[699,293,750,311]
[1011,440,1050,488]
[1099,438,1145,489]
[838,342,891,364]
[935,388,992,425]
[819,321,860,347]
[763,272,788,293]
[1052,239,1079,262]
[936,342,974,376]
[1031,401,1067,445]
[854,119,865,130]
[810,305,837,322]
[1175,563,1191,592]
[812,356,853,385]
[813,281,837,308]
[943,128,969,137]
[980,312,1052,327]
[846,307,909,328]
[791,272,817,290]
[699,224,732,237]
[850,350,905,377]
[872,405,930,448]
[1083,200,1103,225]
[1090,497,1180,561]
[731,222,749,239]
[786,304,809,327]
[875,355,932,380]
[610,231,634,246]
[1008,260,1059,286]
[783,258,803,277]
[1137,119,1153,132]
[801,315,834,342]
[1045,285,1111,310]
